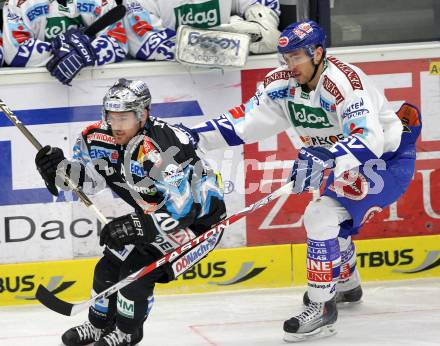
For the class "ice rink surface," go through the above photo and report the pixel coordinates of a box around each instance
[1,278,439,346]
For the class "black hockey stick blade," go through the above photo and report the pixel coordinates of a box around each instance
[84,5,126,37]
[36,284,74,316]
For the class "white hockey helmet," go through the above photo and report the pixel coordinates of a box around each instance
[102,78,152,124]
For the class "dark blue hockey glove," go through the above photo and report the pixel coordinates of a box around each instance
[46,28,96,85]
[289,146,335,194]
[99,212,157,251]
[173,123,200,149]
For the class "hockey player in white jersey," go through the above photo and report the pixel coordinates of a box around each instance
[123,0,281,61]
[177,20,422,341]
[3,0,127,84]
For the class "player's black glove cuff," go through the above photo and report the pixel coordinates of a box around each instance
[35,145,66,196]
[99,212,157,252]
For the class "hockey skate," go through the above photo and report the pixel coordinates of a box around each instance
[283,298,338,342]
[303,285,363,306]
[94,326,143,346]
[62,321,112,346]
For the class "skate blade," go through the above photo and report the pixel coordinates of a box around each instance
[336,299,362,309]
[283,324,337,343]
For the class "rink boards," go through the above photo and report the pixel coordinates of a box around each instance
[0,234,439,307]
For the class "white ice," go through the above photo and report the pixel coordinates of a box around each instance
[1,278,439,346]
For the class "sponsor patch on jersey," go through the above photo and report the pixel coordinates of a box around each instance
[320,95,336,113]
[10,23,32,45]
[130,160,145,177]
[227,104,245,119]
[264,70,295,87]
[172,232,220,277]
[300,133,344,147]
[342,97,370,120]
[77,0,97,14]
[86,132,116,145]
[89,146,118,163]
[174,0,220,29]
[288,102,333,129]
[117,293,134,319]
[343,117,368,138]
[323,75,344,105]
[267,87,289,100]
[26,4,49,21]
[328,56,363,90]
[129,11,153,37]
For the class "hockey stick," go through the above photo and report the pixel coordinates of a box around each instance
[0,99,108,224]
[35,180,295,316]
[84,5,126,37]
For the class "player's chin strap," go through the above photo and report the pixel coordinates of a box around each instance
[302,48,326,87]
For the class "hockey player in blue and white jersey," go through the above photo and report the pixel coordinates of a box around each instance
[178,21,422,342]
[123,0,281,61]
[3,0,127,84]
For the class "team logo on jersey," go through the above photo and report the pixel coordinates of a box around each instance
[329,170,369,200]
[174,0,220,29]
[163,164,185,187]
[288,102,333,129]
[45,16,84,41]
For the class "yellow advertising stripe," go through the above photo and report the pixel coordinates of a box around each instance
[291,234,440,286]
[0,245,293,307]
[2,235,439,307]
[0,258,97,307]
[156,244,292,294]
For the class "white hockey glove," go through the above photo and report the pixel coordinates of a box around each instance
[214,4,280,54]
